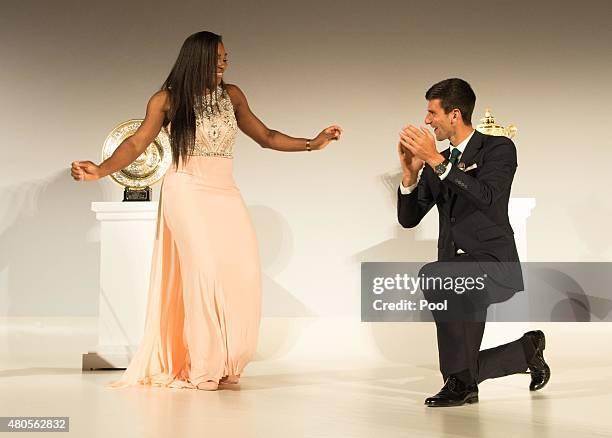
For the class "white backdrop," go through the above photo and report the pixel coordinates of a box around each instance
[1,1,610,327]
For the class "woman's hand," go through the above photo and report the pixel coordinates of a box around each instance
[310,125,342,150]
[71,160,102,181]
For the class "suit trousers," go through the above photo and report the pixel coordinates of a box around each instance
[419,254,534,384]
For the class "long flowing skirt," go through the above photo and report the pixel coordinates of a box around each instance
[108,156,261,389]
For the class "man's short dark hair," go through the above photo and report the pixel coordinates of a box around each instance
[425,78,476,125]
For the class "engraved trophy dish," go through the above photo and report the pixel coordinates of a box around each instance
[101,119,172,201]
[476,109,517,138]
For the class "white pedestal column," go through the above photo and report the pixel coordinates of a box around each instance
[82,202,158,370]
[508,198,536,262]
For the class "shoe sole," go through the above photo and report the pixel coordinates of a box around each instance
[425,395,479,407]
[538,330,546,350]
[529,330,550,391]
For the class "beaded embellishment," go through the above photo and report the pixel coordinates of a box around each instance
[192,87,237,158]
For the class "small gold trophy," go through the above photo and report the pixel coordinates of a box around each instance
[476,109,517,138]
[102,119,172,201]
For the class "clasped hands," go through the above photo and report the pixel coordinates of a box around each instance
[397,125,445,187]
[398,125,445,167]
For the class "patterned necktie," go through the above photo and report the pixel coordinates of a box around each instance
[449,147,461,165]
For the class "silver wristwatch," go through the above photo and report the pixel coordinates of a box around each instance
[434,159,450,176]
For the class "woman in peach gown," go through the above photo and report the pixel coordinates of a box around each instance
[71,31,342,390]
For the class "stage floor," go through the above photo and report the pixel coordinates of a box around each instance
[1,318,611,437]
[1,361,611,437]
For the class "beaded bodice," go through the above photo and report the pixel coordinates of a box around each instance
[192,87,237,158]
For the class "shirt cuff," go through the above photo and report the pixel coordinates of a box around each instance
[438,162,453,180]
[399,168,423,194]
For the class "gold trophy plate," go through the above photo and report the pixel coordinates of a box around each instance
[102,119,172,201]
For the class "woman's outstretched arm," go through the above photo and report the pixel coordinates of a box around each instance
[226,84,341,152]
[71,91,170,181]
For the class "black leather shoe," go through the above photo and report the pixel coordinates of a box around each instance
[424,375,479,407]
[524,330,550,391]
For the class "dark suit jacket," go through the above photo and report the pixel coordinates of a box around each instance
[397,130,524,303]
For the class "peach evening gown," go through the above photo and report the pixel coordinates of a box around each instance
[108,86,261,389]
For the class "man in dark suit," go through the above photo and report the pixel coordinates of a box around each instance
[397,78,550,407]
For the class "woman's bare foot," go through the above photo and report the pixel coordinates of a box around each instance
[196,380,219,391]
[219,374,240,385]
